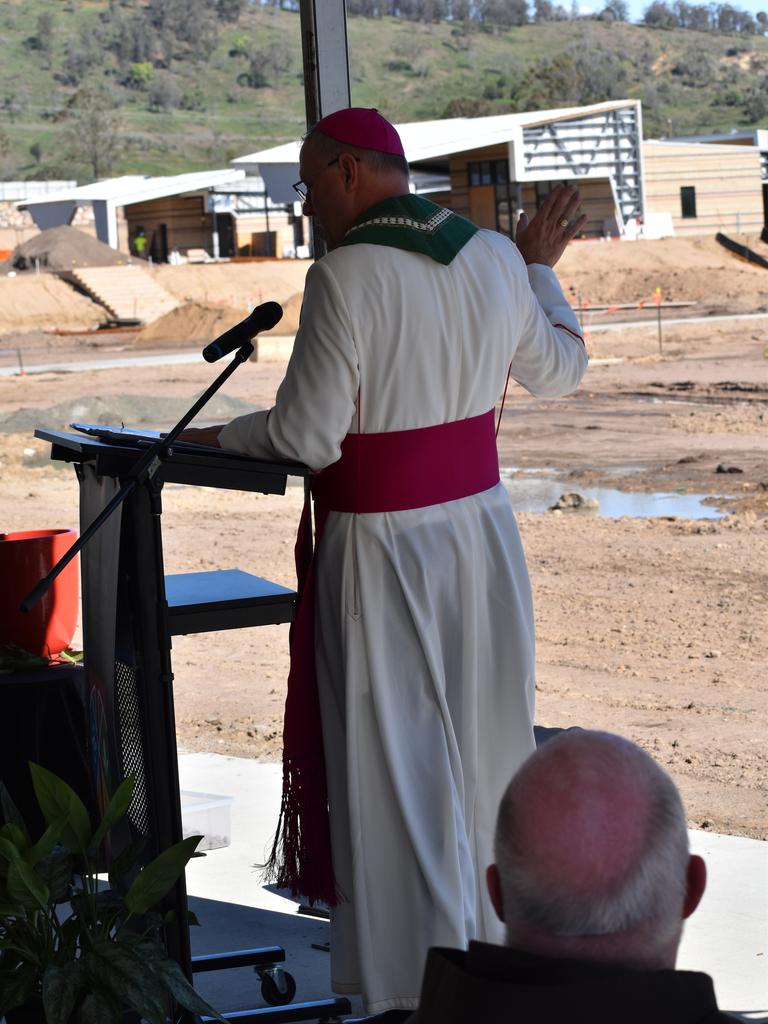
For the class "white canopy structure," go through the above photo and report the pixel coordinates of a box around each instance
[16,169,245,249]
[232,99,645,224]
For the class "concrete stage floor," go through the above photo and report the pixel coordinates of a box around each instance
[179,752,767,1023]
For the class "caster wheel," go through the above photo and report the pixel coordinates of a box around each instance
[260,968,297,1006]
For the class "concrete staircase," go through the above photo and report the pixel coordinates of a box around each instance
[62,265,179,324]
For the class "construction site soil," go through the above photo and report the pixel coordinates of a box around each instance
[1,234,766,841]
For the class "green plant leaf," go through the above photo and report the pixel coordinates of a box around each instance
[88,941,168,1024]
[91,775,134,852]
[0,961,40,1015]
[107,838,145,891]
[42,961,86,1024]
[36,848,74,904]
[0,915,47,959]
[0,783,31,845]
[150,957,227,1022]
[0,822,30,854]
[29,763,92,855]
[123,935,166,961]
[163,905,201,928]
[57,914,81,959]
[28,820,66,866]
[0,836,23,870]
[75,987,123,1024]
[34,767,91,854]
[7,860,50,911]
[124,835,201,916]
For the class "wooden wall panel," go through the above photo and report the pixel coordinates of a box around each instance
[643,142,764,236]
[126,196,213,257]
[447,147,617,237]
[232,212,294,258]
[126,195,296,259]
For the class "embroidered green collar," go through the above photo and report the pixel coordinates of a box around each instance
[338,194,477,265]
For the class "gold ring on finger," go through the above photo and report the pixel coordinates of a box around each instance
[558,218,569,229]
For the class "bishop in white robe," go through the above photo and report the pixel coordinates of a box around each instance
[186,108,589,1018]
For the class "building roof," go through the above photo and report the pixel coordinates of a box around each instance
[18,169,245,210]
[232,100,640,169]
[643,138,765,153]
[662,129,768,150]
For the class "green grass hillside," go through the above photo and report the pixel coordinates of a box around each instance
[0,1,766,182]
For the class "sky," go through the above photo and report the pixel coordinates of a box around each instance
[578,0,768,21]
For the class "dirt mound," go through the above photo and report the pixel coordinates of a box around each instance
[264,292,301,335]
[134,295,301,348]
[0,393,257,436]
[133,302,250,346]
[557,234,768,310]
[0,226,133,274]
[150,260,309,307]
[0,275,103,332]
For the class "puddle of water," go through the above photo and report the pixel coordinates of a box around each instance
[501,472,726,519]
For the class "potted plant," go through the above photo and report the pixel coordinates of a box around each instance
[0,763,226,1024]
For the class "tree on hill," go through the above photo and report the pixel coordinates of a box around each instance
[61,83,124,180]
[643,0,768,32]
[26,11,56,62]
[601,0,630,20]
[147,0,220,59]
[533,0,570,22]
[513,42,628,107]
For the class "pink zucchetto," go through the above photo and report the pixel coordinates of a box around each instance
[312,107,405,157]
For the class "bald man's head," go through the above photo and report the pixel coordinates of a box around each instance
[489,730,705,969]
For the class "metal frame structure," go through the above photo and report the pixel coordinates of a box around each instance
[515,102,645,225]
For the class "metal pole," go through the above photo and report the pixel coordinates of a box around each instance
[298,0,351,261]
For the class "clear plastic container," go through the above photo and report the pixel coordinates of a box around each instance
[180,790,233,851]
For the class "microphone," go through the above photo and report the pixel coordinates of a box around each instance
[202,301,283,362]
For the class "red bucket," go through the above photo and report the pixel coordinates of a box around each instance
[0,529,79,657]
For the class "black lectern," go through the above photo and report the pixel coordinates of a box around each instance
[34,429,350,1023]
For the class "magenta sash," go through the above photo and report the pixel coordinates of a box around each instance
[312,408,500,514]
[265,409,500,905]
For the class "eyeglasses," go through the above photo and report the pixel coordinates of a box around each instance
[292,157,340,204]
[292,155,360,203]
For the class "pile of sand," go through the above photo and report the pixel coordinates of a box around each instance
[0,393,257,436]
[134,302,250,346]
[150,260,309,307]
[134,294,302,347]
[0,226,133,274]
[267,291,301,335]
[557,234,768,309]
[0,274,103,332]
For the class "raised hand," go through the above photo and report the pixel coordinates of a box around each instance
[514,183,587,268]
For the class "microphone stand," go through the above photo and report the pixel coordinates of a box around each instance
[21,340,254,613]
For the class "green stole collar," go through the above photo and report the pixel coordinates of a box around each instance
[338,194,477,265]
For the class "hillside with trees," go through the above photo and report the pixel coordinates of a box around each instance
[0,0,766,183]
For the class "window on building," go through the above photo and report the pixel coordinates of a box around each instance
[468,159,519,236]
[680,186,697,219]
[468,159,509,187]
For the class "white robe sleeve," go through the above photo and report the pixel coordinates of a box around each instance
[218,260,359,470]
[509,258,588,398]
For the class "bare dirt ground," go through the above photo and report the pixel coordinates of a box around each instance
[1,237,766,841]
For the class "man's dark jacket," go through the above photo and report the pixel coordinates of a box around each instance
[406,942,733,1023]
